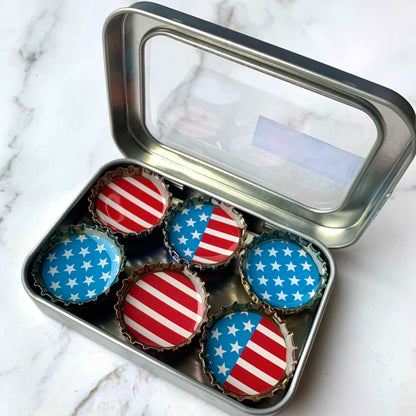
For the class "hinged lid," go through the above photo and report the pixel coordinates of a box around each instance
[103,2,416,248]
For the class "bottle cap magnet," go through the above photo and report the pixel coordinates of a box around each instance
[200,302,296,401]
[32,224,125,306]
[114,262,209,352]
[239,230,328,313]
[163,197,246,269]
[88,166,171,237]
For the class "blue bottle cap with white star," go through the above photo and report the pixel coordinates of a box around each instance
[239,230,328,313]
[199,302,296,401]
[32,224,125,305]
[163,197,246,269]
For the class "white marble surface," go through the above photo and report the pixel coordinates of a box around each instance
[1,1,416,415]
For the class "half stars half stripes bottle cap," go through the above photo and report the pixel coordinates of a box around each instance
[89,166,171,237]
[200,302,296,401]
[163,197,246,269]
[239,230,328,313]
[115,262,209,352]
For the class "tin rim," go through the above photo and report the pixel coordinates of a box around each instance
[114,262,210,352]
[31,224,125,307]
[162,196,247,270]
[239,230,328,314]
[199,302,297,402]
[88,165,172,238]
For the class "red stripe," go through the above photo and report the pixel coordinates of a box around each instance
[124,302,187,346]
[199,232,238,251]
[123,320,162,348]
[164,271,195,290]
[115,177,166,213]
[223,380,247,396]
[96,198,145,232]
[212,206,233,220]
[128,284,200,333]
[228,363,274,393]
[193,246,230,263]
[100,186,162,226]
[206,220,240,237]
[239,345,285,380]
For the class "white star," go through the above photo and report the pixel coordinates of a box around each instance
[86,289,97,299]
[255,261,265,271]
[194,205,203,210]
[173,223,182,232]
[243,320,255,332]
[258,276,268,285]
[79,247,90,257]
[298,249,307,257]
[277,290,287,300]
[227,324,239,336]
[98,258,109,268]
[199,213,208,222]
[83,276,94,286]
[268,247,278,257]
[214,345,226,358]
[182,208,190,215]
[66,278,78,288]
[305,276,315,286]
[261,291,272,301]
[64,264,76,274]
[254,247,263,256]
[186,218,196,227]
[77,235,87,242]
[308,289,316,298]
[81,261,93,271]
[100,272,111,282]
[184,248,193,257]
[217,363,229,376]
[293,291,304,301]
[50,281,61,291]
[62,249,73,260]
[271,261,281,271]
[178,235,188,245]
[283,247,293,256]
[69,293,80,301]
[230,341,242,354]
[62,238,71,246]
[286,261,296,272]
[302,261,312,271]
[47,266,59,276]
[211,328,222,340]
[95,244,105,253]
[289,275,300,286]
[274,276,284,286]
[191,230,201,239]
[46,252,57,262]
[114,255,120,263]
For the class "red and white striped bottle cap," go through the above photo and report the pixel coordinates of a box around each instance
[163,197,247,270]
[115,262,209,351]
[89,166,171,237]
[200,302,297,401]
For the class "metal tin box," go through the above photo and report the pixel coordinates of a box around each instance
[22,2,416,415]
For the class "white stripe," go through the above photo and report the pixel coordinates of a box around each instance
[96,209,135,233]
[191,255,217,264]
[257,323,286,348]
[123,176,166,203]
[98,194,152,229]
[225,375,259,395]
[198,241,234,256]
[155,272,202,302]
[126,295,192,339]
[137,280,202,323]
[210,213,237,226]
[204,227,240,243]
[108,182,164,218]
[236,357,278,386]
[246,340,287,370]
[123,315,174,348]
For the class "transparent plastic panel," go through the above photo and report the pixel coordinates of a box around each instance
[143,35,378,211]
